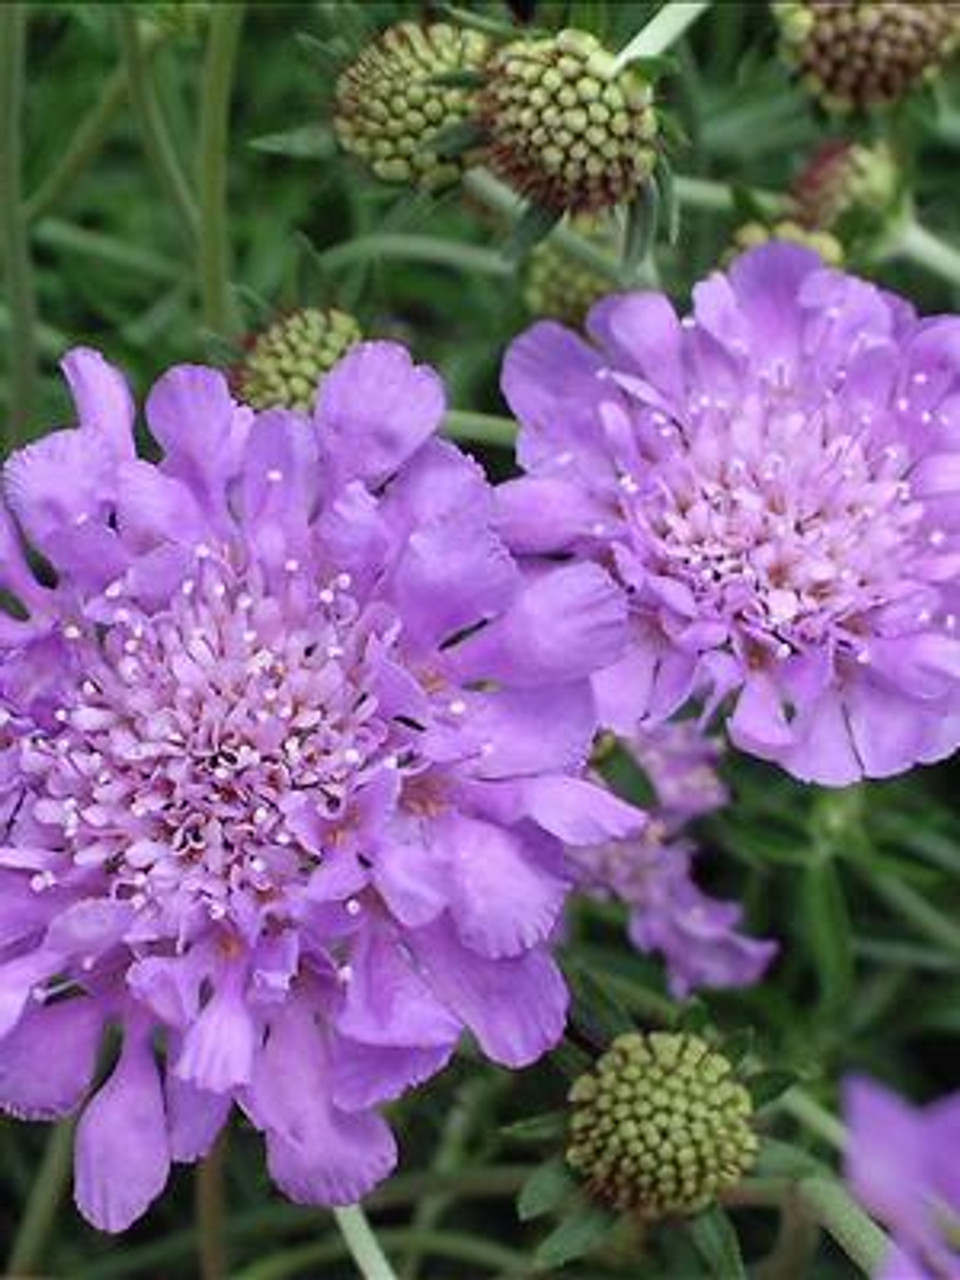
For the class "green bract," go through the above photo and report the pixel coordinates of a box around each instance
[567,1033,758,1218]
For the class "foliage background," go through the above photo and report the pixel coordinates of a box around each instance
[2,2,960,1277]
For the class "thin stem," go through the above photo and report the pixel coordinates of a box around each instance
[332,1205,399,1280]
[444,411,517,448]
[674,173,785,216]
[316,234,513,278]
[779,1088,847,1154]
[117,10,199,241]
[196,1132,228,1280]
[893,218,960,290]
[795,1178,890,1276]
[613,1,713,69]
[5,1119,76,1275]
[462,169,634,285]
[24,64,130,225]
[35,220,181,283]
[197,2,244,335]
[0,2,38,449]
[755,1188,821,1280]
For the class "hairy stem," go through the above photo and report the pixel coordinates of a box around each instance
[0,1,38,448]
[198,2,244,334]
[5,1119,76,1276]
[332,1205,399,1280]
[117,9,199,240]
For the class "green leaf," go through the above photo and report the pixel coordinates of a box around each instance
[688,1206,746,1280]
[721,1027,755,1067]
[623,179,659,274]
[802,859,854,1015]
[749,1068,799,1108]
[549,1039,594,1082]
[567,960,636,1045]
[518,1157,578,1221]
[655,154,680,245]
[249,125,335,160]
[503,203,564,263]
[428,119,488,159]
[534,1198,616,1269]
[501,1111,567,1146]
[629,54,677,83]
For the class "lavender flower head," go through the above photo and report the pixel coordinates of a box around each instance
[499,244,960,785]
[570,721,776,998]
[845,1076,960,1279]
[0,343,639,1230]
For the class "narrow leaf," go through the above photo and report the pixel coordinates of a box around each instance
[749,1069,800,1108]
[802,859,854,1015]
[249,125,335,160]
[503,203,563,263]
[501,1111,567,1146]
[518,1157,578,1221]
[534,1198,616,1269]
[623,178,659,274]
[656,154,680,245]
[688,1207,746,1280]
[428,119,489,159]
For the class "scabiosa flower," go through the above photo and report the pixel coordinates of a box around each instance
[845,1077,960,1279]
[571,722,775,997]
[0,343,639,1231]
[498,243,960,785]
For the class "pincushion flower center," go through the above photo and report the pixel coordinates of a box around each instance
[24,551,403,931]
[635,394,926,647]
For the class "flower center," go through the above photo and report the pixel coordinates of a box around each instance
[20,550,406,938]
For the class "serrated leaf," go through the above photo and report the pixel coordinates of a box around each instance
[504,203,563,263]
[749,1069,799,1108]
[623,179,659,274]
[501,1111,567,1146]
[534,1198,616,1269]
[428,118,489,159]
[249,125,335,160]
[518,1157,578,1221]
[688,1207,746,1280]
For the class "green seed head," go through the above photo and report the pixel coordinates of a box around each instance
[727,219,845,267]
[523,217,615,326]
[775,1,960,113]
[232,309,362,413]
[566,1033,758,1219]
[479,29,658,213]
[334,22,491,191]
[791,140,900,237]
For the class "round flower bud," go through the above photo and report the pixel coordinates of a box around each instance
[567,1032,758,1218]
[232,308,362,412]
[791,139,900,235]
[727,219,844,267]
[479,28,658,212]
[523,218,615,326]
[775,1,960,112]
[334,22,491,191]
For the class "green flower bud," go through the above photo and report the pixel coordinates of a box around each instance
[479,29,658,213]
[791,140,900,238]
[567,1033,758,1219]
[727,219,845,267]
[232,308,362,413]
[775,1,960,113]
[523,217,615,326]
[334,23,491,191]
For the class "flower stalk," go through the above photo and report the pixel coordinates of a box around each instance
[332,1205,399,1280]
[5,1119,76,1276]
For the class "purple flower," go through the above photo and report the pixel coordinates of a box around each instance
[570,722,776,998]
[0,343,638,1231]
[499,243,960,785]
[845,1076,960,1279]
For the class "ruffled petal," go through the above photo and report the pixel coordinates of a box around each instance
[61,347,136,455]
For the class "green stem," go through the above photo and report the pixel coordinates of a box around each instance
[795,1178,890,1276]
[674,173,785,216]
[197,2,244,335]
[316,234,512,277]
[443,410,517,448]
[24,63,130,225]
[779,1088,847,1153]
[0,2,38,449]
[234,1227,526,1280]
[196,1132,228,1280]
[461,169,633,285]
[868,873,960,959]
[893,218,960,290]
[117,9,199,241]
[755,1188,821,1280]
[35,220,181,283]
[332,1205,399,1280]
[5,1119,76,1275]
[613,0,713,68]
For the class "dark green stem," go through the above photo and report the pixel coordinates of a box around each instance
[0,1,38,449]
[117,9,199,241]
[196,1131,229,1280]
[198,2,244,334]
[5,1119,76,1276]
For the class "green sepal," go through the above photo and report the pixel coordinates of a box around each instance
[688,1207,747,1280]
[533,1195,617,1269]
[503,202,564,263]
[622,177,659,274]
[518,1157,578,1222]
[249,125,335,160]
